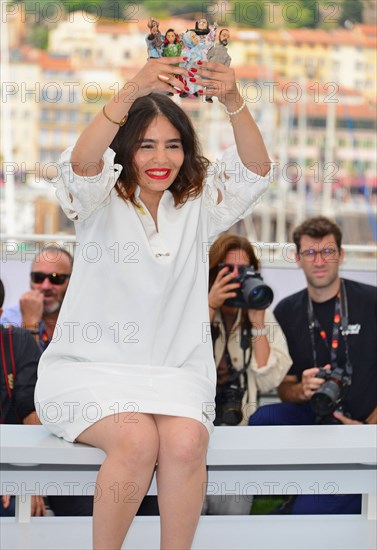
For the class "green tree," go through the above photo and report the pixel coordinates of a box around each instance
[230,0,265,28]
[141,0,206,21]
[29,26,49,49]
[276,0,332,29]
[339,0,363,26]
[60,0,132,20]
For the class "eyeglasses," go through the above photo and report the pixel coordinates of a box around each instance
[299,247,339,262]
[30,272,71,285]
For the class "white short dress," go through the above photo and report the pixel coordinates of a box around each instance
[35,145,268,442]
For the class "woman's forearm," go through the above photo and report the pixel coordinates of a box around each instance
[225,97,270,177]
[252,335,270,367]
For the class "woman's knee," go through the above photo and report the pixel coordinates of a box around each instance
[158,418,208,468]
[79,413,160,469]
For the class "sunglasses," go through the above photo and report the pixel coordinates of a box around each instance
[30,272,71,285]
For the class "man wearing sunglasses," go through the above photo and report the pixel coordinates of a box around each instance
[1,246,73,350]
[1,248,96,516]
[248,216,376,515]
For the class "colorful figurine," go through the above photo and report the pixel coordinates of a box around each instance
[163,29,182,57]
[206,29,231,103]
[180,20,217,97]
[163,29,184,96]
[146,17,164,59]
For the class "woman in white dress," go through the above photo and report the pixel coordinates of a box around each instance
[35,57,270,549]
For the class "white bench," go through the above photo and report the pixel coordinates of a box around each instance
[1,424,376,550]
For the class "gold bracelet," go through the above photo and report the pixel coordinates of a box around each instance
[102,105,128,127]
[209,304,216,311]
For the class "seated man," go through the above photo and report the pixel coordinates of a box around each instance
[0,278,45,516]
[1,246,73,350]
[248,216,376,514]
[1,249,94,516]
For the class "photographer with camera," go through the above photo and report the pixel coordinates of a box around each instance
[204,234,291,514]
[248,216,377,514]
[208,235,291,427]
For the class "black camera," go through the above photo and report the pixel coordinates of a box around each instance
[216,382,245,426]
[310,366,351,418]
[219,264,274,310]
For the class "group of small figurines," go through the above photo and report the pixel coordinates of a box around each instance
[146,17,231,101]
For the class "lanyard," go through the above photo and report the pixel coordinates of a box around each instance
[39,323,50,351]
[307,279,352,376]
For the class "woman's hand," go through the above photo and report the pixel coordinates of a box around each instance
[130,57,189,98]
[208,266,240,310]
[193,61,242,109]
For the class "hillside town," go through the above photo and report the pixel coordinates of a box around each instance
[1,7,376,243]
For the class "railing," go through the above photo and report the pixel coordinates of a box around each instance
[1,235,375,309]
[1,233,376,268]
[1,424,376,550]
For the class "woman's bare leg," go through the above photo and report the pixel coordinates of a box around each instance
[77,413,159,550]
[154,416,209,550]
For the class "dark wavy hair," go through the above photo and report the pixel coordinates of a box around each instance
[209,234,260,289]
[110,93,210,207]
[292,216,342,252]
[164,28,179,45]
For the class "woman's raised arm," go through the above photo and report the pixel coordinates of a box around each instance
[193,62,270,176]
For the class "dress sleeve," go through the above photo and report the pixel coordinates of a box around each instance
[54,146,122,222]
[203,145,269,240]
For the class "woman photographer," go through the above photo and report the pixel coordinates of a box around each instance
[35,56,271,549]
[208,234,292,427]
[205,234,291,516]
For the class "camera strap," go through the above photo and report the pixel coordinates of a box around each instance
[239,313,251,393]
[219,310,251,386]
[307,279,352,376]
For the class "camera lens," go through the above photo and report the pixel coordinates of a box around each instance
[243,279,274,309]
[311,380,341,416]
[222,407,243,426]
[219,265,274,309]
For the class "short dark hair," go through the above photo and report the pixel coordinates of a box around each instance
[292,216,342,252]
[110,93,210,207]
[0,279,4,308]
[209,234,260,289]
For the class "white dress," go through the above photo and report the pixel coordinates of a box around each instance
[35,145,268,442]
